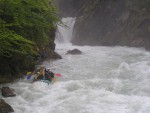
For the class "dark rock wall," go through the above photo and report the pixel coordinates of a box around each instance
[55,0,86,17]
[55,0,150,50]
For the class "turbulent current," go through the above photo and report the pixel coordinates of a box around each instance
[1,18,150,113]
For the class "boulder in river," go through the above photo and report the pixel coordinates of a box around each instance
[1,87,16,98]
[0,99,14,113]
[66,49,82,55]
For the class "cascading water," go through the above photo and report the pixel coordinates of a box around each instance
[55,17,76,44]
[2,18,150,113]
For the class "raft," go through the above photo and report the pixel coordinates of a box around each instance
[25,74,59,85]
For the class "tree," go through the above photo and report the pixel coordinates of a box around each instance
[0,0,59,81]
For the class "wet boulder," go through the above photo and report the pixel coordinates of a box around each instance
[1,87,16,98]
[0,99,14,113]
[66,49,82,55]
[50,51,62,59]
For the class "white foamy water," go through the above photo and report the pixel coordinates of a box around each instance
[1,18,150,113]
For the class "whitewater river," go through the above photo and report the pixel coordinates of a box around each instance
[2,43,150,113]
[1,18,150,113]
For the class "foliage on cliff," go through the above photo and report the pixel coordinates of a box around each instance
[0,0,59,82]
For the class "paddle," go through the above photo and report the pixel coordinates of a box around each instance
[27,75,32,79]
[55,73,62,76]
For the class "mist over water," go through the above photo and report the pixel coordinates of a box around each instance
[2,18,150,113]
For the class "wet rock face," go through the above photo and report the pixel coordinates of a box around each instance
[55,0,150,50]
[1,87,16,98]
[0,99,14,113]
[66,49,82,55]
[49,51,62,59]
[55,0,86,17]
[37,28,62,60]
[38,48,62,61]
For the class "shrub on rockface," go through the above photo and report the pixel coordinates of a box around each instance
[0,0,59,47]
[0,0,60,82]
[0,29,36,82]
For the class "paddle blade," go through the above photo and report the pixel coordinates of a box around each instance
[27,75,32,79]
[27,72,32,75]
[55,73,61,76]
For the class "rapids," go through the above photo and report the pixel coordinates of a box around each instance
[1,18,150,113]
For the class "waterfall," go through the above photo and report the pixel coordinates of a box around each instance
[55,17,76,44]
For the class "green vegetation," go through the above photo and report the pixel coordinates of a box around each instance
[0,0,59,83]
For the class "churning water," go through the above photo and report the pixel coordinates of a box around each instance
[2,18,150,113]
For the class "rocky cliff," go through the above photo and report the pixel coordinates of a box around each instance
[55,0,150,50]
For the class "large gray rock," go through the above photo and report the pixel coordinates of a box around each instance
[0,99,14,113]
[66,49,82,55]
[1,87,16,98]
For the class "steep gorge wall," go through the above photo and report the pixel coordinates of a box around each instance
[56,0,150,50]
[55,0,86,17]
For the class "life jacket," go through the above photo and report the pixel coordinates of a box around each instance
[36,67,46,80]
[44,70,54,81]
[46,70,54,77]
[39,67,45,76]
